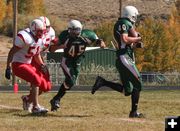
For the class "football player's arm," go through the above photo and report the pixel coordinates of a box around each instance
[6,46,20,69]
[51,37,59,45]
[33,53,44,66]
[120,24,141,45]
[49,31,67,52]
[5,46,21,79]
[44,36,59,52]
[33,53,49,74]
[6,34,25,68]
[121,32,141,45]
[128,28,144,48]
[49,44,65,52]
[86,32,106,48]
[95,39,106,48]
[43,38,59,52]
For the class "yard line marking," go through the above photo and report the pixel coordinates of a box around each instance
[116,118,164,124]
[0,104,22,110]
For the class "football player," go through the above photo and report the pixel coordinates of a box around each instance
[5,19,51,114]
[38,16,58,51]
[91,6,144,118]
[21,16,58,112]
[49,19,106,111]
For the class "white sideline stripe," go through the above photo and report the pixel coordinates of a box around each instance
[51,117,164,124]
[117,118,164,124]
[0,104,22,110]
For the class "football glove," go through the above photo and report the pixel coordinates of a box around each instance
[135,42,144,48]
[5,67,11,80]
[137,32,141,37]
[40,64,49,75]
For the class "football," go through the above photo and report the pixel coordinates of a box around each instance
[128,30,139,37]
[128,30,143,48]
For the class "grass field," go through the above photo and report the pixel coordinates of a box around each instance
[0,90,180,131]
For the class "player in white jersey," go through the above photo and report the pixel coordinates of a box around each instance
[5,19,51,114]
[31,16,58,63]
[38,16,58,50]
[22,16,58,112]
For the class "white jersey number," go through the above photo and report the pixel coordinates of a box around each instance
[68,45,85,57]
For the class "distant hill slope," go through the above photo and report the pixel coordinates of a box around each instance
[0,0,176,56]
[44,0,176,27]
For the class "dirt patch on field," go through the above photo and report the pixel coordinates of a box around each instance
[0,35,12,56]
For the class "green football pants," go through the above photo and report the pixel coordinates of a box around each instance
[116,54,142,96]
[61,57,81,89]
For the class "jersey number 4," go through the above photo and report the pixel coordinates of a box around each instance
[68,45,85,57]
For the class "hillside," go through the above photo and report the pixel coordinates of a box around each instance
[44,0,176,27]
[0,0,176,56]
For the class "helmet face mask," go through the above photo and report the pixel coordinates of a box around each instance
[46,26,50,33]
[122,6,139,23]
[68,27,82,37]
[36,29,45,38]
[68,20,82,37]
[30,19,46,39]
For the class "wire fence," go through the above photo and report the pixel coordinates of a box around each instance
[44,62,180,87]
[0,60,180,87]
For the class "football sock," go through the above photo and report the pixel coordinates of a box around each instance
[53,84,66,101]
[131,89,140,112]
[103,80,123,92]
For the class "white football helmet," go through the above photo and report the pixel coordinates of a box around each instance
[38,16,50,26]
[122,6,139,23]
[30,19,46,38]
[68,20,82,37]
[38,16,51,33]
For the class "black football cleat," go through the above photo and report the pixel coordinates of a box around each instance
[91,76,105,94]
[50,99,60,111]
[129,111,144,118]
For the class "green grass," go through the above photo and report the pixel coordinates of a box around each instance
[0,90,180,131]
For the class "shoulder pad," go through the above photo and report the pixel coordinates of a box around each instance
[58,30,69,44]
[120,18,133,28]
[59,30,68,38]
[48,27,55,39]
[18,28,34,45]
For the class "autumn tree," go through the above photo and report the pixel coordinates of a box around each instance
[136,7,180,72]
[0,0,6,28]
[18,0,46,16]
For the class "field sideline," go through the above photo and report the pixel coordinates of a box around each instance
[0,90,179,131]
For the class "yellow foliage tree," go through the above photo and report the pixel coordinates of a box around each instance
[136,7,180,72]
[166,7,180,71]
[6,1,13,19]
[25,0,46,16]
[0,0,6,27]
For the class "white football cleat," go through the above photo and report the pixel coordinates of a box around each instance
[21,95,33,112]
[32,106,48,114]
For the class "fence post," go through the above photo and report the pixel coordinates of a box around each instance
[12,0,18,93]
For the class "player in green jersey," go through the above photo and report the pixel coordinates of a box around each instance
[49,19,106,111]
[91,6,144,118]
